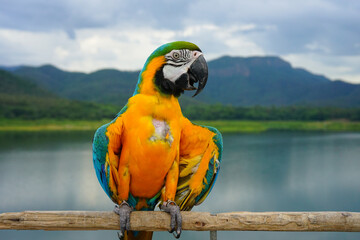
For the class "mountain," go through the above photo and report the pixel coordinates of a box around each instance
[200,56,360,107]
[13,65,138,106]
[0,69,118,119]
[0,65,23,72]
[0,69,54,97]
[8,56,360,107]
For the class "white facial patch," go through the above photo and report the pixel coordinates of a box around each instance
[163,50,202,83]
[163,64,190,83]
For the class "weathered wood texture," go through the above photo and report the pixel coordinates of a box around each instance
[1,211,360,232]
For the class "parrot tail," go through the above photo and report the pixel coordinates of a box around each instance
[125,231,153,240]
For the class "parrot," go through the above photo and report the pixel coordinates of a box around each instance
[92,41,223,240]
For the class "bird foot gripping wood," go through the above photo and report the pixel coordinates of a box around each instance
[159,200,182,238]
[114,201,133,240]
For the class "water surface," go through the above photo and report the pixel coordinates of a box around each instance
[0,131,359,240]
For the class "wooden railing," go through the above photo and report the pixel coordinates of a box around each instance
[1,211,360,239]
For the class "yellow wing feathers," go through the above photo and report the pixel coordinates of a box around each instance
[175,118,220,210]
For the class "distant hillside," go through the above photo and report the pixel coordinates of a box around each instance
[0,69,53,97]
[6,56,360,107]
[12,65,138,106]
[0,70,118,119]
[200,56,360,107]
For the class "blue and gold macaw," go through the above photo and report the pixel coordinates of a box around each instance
[92,41,223,240]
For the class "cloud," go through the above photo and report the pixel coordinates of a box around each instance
[283,53,360,83]
[189,0,360,56]
[0,24,265,72]
[0,0,359,82]
[0,0,191,34]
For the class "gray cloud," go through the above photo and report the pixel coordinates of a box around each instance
[1,0,359,55]
[0,0,191,35]
[187,0,360,56]
[0,0,359,82]
[0,0,123,33]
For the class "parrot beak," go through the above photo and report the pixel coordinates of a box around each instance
[188,55,208,97]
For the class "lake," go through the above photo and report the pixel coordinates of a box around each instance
[0,131,360,240]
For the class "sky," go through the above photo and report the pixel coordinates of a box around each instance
[0,0,359,83]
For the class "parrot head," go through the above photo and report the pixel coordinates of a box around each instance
[136,41,208,97]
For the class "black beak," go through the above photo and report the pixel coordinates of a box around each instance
[188,55,208,97]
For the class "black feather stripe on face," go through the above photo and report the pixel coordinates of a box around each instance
[154,66,184,97]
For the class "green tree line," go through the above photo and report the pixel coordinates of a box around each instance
[0,94,119,120]
[2,96,360,121]
[183,105,360,121]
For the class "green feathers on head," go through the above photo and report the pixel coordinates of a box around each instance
[133,41,202,96]
[145,41,202,67]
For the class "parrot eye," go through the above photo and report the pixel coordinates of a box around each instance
[172,52,180,59]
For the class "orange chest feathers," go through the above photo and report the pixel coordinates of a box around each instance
[120,94,183,197]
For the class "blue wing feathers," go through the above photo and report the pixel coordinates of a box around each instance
[92,123,111,198]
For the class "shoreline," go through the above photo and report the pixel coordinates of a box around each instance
[1,119,360,133]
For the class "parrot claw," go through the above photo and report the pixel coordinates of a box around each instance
[160,200,182,239]
[114,201,133,240]
[117,231,124,240]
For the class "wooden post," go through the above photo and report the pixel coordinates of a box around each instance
[210,230,217,240]
[1,211,360,232]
